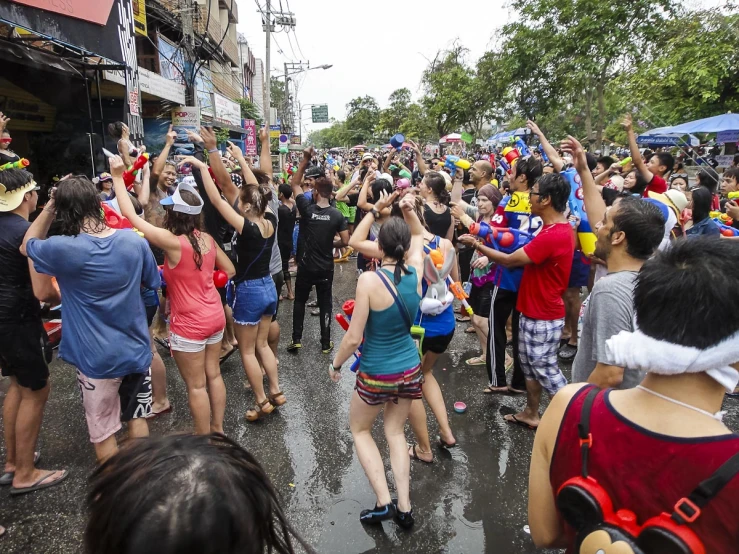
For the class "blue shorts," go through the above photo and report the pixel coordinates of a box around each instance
[229,276,278,326]
[568,250,591,288]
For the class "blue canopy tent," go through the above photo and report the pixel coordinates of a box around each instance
[636,133,700,147]
[657,113,739,135]
[487,128,529,143]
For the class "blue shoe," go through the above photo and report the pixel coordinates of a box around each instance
[360,503,396,524]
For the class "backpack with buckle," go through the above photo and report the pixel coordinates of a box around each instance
[556,386,739,554]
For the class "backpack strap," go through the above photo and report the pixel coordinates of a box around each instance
[577,386,599,479]
[671,451,739,525]
[377,269,412,331]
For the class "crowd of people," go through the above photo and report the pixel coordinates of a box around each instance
[1,106,739,551]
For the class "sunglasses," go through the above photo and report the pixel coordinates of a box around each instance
[0,139,11,143]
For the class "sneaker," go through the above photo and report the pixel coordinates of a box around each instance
[307,300,318,307]
[360,502,396,524]
[392,499,415,529]
[286,342,302,353]
[321,341,334,354]
[311,308,320,316]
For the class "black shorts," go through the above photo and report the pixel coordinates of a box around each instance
[271,271,284,321]
[0,320,52,391]
[469,282,494,317]
[421,331,455,355]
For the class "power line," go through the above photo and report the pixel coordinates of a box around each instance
[284,29,299,60]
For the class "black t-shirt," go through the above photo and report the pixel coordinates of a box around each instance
[424,204,452,239]
[295,194,348,272]
[234,211,277,282]
[0,213,41,323]
[193,161,229,247]
[0,150,20,166]
[277,203,297,246]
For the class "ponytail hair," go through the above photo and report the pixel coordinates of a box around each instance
[377,216,411,284]
[424,171,451,205]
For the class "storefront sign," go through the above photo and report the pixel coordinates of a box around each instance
[7,0,115,25]
[132,0,146,36]
[243,119,257,156]
[270,125,281,139]
[104,67,186,105]
[116,0,142,141]
[213,93,241,127]
[290,135,301,145]
[0,78,56,132]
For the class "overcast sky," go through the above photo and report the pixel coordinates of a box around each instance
[236,0,726,136]
[237,0,511,135]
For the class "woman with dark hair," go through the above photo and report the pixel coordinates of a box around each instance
[197,155,285,422]
[419,171,453,241]
[85,433,315,554]
[111,156,235,435]
[332,191,425,529]
[107,122,138,167]
[622,168,649,196]
[277,184,296,300]
[697,167,721,210]
[686,186,720,237]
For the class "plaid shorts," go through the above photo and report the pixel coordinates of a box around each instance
[518,315,567,396]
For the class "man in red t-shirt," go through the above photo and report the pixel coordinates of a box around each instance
[460,173,574,430]
[623,113,673,197]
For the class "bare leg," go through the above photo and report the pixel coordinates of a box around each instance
[472,314,488,360]
[504,378,542,428]
[257,316,281,396]
[268,320,280,360]
[10,383,65,489]
[224,305,237,347]
[204,341,226,434]
[127,418,149,438]
[149,336,169,413]
[384,399,413,513]
[563,288,581,347]
[172,349,211,434]
[3,378,21,473]
[93,436,118,464]
[420,352,455,446]
[235,323,270,405]
[407,400,433,460]
[349,392,390,506]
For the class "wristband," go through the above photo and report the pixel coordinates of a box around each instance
[208,148,219,154]
[370,209,380,219]
[330,362,341,372]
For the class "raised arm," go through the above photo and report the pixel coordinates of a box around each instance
[335,178,360,202]
[258,123,273,180]
[151,125,177,184]
[561,136,606,227]
[291,147,313,199]
[109,155,180,254]
[528,120,564,173]
[451,168,465,204]
[622,113,653,183]
[20,195,55,257]
[357,169,376,211]
[408,140,428,176]
[348,190,400,259]
[117,123,133,167]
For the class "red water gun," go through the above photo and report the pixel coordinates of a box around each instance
[335,300,363,372]
[123,153,150,190]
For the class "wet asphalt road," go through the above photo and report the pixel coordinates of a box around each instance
[2,264,738,554]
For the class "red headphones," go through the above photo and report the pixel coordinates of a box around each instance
[556,387,739,554]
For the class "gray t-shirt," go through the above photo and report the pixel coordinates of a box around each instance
[572,270,644,389]
[268,193,283,276]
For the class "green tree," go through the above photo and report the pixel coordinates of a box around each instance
[376,88,412,139]
[237,97,263,126]
[345,96,380,145]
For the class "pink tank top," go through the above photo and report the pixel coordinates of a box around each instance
[163,233,225,340]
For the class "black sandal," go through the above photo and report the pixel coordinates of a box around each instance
[409,444,433,464]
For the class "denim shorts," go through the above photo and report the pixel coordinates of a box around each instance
[229,276,278,325]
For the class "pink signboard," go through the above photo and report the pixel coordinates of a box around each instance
[243,119,257,156]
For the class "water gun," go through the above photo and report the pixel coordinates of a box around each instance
[710,211,732,225]
[501,147,520,171]
[618,157,632,167]
[714,219,739,237]
[728,192,739,202]
[514,137,531,157]
[335,300,363,372]
[468,221,533,254]
[102,202,134,230]
[499,158,511,174]
[560,168,596,255]
[123,153,150,190]
[0,158,30,170]
[326,155,340,171]
[427,248,473,316]
[537,145,549,163]
[444,155,471,174]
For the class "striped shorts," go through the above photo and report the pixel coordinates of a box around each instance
[518,314,567,396]
[355,364,424,406]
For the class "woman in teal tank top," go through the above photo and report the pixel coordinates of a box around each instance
[330,191,425,529]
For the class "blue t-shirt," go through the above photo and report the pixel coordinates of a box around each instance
[27,229,161,379]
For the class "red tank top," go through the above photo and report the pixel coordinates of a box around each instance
[162,233,225,340]
[550,386,739,553]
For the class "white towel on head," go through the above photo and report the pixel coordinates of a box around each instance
[605,329,739,392]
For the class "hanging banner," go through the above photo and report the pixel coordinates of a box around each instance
[132,0,146,36]
[116,0,143,142]
[243,119,257,156]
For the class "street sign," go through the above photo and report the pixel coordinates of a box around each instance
[243,119,257,156]
[311,104,329,123]
[279,134,289,153]
[270,124,281,139]
[290,135,302,145]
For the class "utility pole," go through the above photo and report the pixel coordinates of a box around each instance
[264,0,271,127]
[180,0,195,107]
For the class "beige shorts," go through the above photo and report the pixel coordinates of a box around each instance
[76,369,152,443]
[169,330,224,353]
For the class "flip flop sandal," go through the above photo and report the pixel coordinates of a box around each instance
[508,387,527,394]
[438,437,457,449]
[10,469,69,496]
[219,346,238,364]
[464,326,476,334]
[456,315,471,323]
[505,415,537,431]
[269,391,287,407]
[0,451,41,486]
[483,385,509,394]
[408,444,433,464]
[246,398,275,422]
[465,356,486,366]
[146,404,173,419]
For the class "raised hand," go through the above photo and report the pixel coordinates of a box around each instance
[621,113,633,131]
[526,120,542,136]
[374,189,399,212]
[0,112,10,133]
[165,124,177,146]
[560,135,588,172]
[178,156,205,169]
[200,126,217,151]
[186,129,204,145]
[108,154,126,177]
[226,141,243,159]
[259,122,269,143]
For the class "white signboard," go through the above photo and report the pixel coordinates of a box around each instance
[213,93,241,127]
[104,67,186,105]
[171,107,200,156]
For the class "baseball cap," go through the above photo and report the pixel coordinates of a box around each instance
[604,174,625,192]
[304,166,323,179]
[361,153,374,162]
[160,179,204,215]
